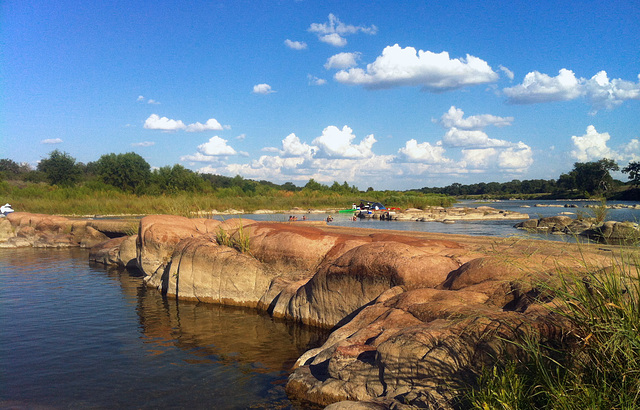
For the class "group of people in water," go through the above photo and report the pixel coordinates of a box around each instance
[287,214,340,223]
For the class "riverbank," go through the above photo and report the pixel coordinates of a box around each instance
[3,212,638,408]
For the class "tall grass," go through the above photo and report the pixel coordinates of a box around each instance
[1,182,454,216]
[469,251,640,409]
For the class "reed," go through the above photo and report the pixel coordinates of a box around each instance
[468,251,640,409]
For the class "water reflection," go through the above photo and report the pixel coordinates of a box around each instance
[128,272,328,373]
[2,249,328,409]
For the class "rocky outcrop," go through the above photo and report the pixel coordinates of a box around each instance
[278,241,461,328]
[135,214,227,289]
[164,236,276,307]
[0,212,140,248]
[11,211,627,408]
[285,252,591,409]
[89,235,138,268]
[360,206,529,223]
[515,216,640,243]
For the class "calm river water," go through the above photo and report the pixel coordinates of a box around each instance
[0,248,327,409]
[236,199,640,243]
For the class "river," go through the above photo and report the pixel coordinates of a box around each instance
[233,199,640,243]
[0,247,327,409]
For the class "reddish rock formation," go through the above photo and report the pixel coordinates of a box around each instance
[5,212,631,409]
[136,215,226,289]
[164,236,276,308]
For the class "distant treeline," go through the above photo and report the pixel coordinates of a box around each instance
[418,158,640,200]
[1,151,639,202]
[0,150,364,196]
[0,150,454,215]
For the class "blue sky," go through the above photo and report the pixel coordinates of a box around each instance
[2,0,639,190]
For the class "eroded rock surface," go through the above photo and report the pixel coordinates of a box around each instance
[6,212,629,409]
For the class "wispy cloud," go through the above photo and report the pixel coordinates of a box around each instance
[308,14,377,47]
[131,141,155,147]
[41,138,63,144]
[307,75,327,86]
[284,39,307,50]
[137,95,160,104]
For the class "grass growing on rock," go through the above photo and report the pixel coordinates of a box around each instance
[469,251,640,409]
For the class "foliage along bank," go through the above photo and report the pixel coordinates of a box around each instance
[0,151,453,215]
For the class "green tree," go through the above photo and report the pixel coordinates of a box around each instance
[572,158,619,195]
[95,152,151,192]
[37,150,82,186]
[151,164,206,193]
[0,158,21,175]
[281,182,298,191]
[622,161,640,186]
[303,178,326,191]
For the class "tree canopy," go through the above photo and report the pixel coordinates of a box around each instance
[94,152,151,193]
[622,161,640,186]
[37,150,82,187]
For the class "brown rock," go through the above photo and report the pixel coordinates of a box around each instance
[281,241,461,328]
[136,215,224,287]
[165,236,275,308]
[89,236,128,265]
[79,225,110,248]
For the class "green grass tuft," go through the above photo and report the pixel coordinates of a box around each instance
[469,251,640,409]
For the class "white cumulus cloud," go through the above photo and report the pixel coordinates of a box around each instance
[320,33,347,47]
[584,71,640,112]
[622,139,640,162]
[498,142,533,171]
[334,44,499,91]
[41,138,63,144]
[197,136,237,156]
[570,125,619,162]
[185,118,226,132]
[180,152,221,163]
[439,106,513,130]
[284,39,307,50]
[442,127,511,148]
[325,52,361,70]
[143,114,186,131]
[503,68,583,104]
[280,133,317,158]
[312,125,376,159]
[397,139,450,163]
[462,148,498,168]
[253,83,275,94]
[504,69,640,111]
